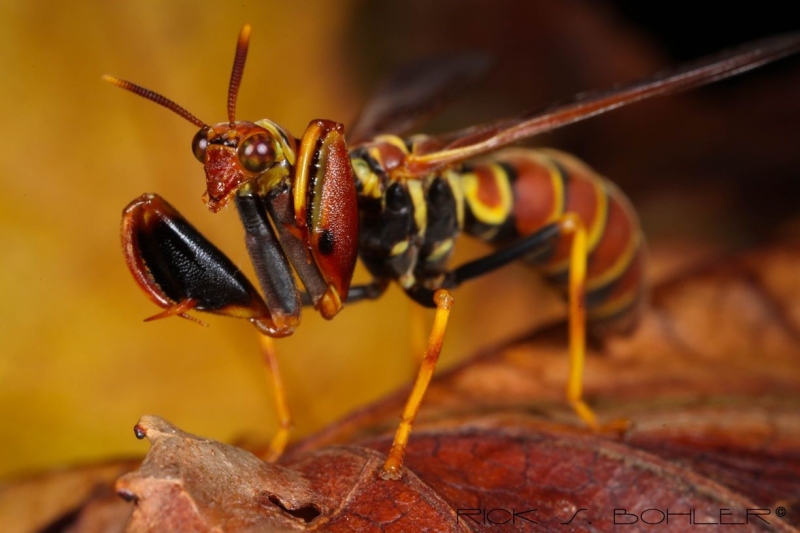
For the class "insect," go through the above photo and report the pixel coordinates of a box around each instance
[106,25,800,479]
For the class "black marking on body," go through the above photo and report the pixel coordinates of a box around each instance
[136,217,255,310]
[307,135,325,231]
[318,229,335,255]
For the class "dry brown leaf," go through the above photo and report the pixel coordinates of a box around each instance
[9,242,800,532]
[0,460,136,533]
[118,416,470,532]
[114,413,799,532]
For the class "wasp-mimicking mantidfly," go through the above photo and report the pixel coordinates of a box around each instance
[106,24,800,479]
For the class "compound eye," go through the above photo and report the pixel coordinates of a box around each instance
[237,133,276,173]
[191,129,208,163]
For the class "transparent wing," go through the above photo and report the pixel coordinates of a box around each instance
[347,52,492,145]
[404,33,800,176]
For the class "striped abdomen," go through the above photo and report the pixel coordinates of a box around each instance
[456,148,645,331]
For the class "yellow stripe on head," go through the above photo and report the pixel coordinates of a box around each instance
[255,119,296,166]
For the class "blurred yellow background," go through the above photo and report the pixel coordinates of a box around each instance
[0,1,568,479]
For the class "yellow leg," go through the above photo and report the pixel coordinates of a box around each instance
[259,335,292,461]
[382,290,454,480]
[558,213,599,429]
